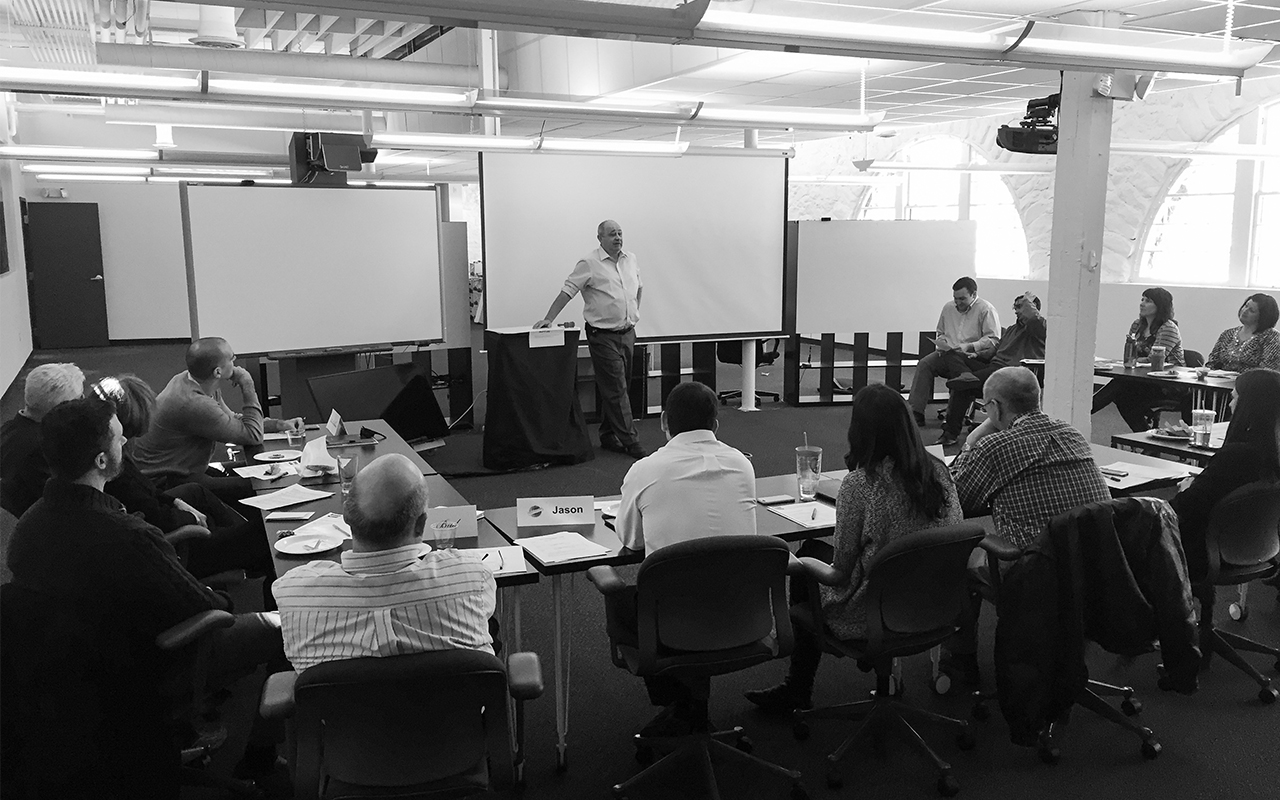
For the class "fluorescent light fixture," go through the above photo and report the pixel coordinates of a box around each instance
[152,166,277,176]
[0,66,200,94]
[1012,22,1274,75]
[695,105,883,132]
[699,10,1004,50]
[375,151,438,166]
[474,95,695,122]
[206,78,475,111]
[36,173,148,183]
[371,181,437,188]
[538,138,689,156]
[0,145,159,161]
[371,132,538,151]
[868,162,1054,174]
[791,175,904,186]
[146,177,293,185]
[684,145,795,158]
[22,163,152,175]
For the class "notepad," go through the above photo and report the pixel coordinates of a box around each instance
[517,531,610,565]
[1099,461,1199,491]
[471,546,527,577]
[239,484,333,511]
[767,501,837,528]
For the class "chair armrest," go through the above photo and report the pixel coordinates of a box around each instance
[586,566,628,595]
[507,652,544,701]
[205,569,247,588]
[798,556,846,587]
[155,609,235,651]
[259,670,299,720]
[979,534,1022,562]
[165,524,211,546]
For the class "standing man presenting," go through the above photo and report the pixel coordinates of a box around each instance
[908,276,1001,427]
[535,219,646,458]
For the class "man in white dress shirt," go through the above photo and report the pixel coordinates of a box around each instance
[535,219,646,458]
[273,454,496,671]
[609,381,757,735]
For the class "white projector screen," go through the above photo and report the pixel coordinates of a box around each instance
[796,220,978,337]
[482,152,785,339]
[182,184,443,354]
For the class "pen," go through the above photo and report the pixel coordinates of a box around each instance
[811,508,817,520]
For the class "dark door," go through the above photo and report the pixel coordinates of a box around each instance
[24,202,109,349]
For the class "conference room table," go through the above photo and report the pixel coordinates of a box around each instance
[1110,421,1230,469]
[1093,360,1237,419]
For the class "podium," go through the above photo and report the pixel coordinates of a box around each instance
[483,329,594,470]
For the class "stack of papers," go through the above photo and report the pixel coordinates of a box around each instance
[517,531,610,565]
[240,484,333,511]
[1099,461,1199,491]
[470,546,527,577]
[767,501,837,528]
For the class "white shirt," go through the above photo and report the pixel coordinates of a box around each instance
[561,247,642,330]
[616,429,757,554]
[273,546,496,672]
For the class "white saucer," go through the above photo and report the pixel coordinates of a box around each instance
[274,531,344,555]
[255,450,302,462]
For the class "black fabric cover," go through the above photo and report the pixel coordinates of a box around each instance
[483,329,593,470]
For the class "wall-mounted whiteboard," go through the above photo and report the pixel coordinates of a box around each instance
[796,220,978,337]
[482,152,786,339]
[181,184,443,354]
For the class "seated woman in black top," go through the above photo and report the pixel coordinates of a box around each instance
[1170,368,1280,600]
[96,375,277,606]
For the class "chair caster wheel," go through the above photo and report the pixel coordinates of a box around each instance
[934,673,952,696]
[634,744,654,765]
[1038,744,1061,765]
[1141,739,1162,760]
[971,702,990,722]
[937,774,960,797]
[1121,698,1142,716]
[735,735,754,754]
[1229,602,1248,622]
[825,770,843,790]
[792,720,810,741]
[956,729,976,751]
[1258,686,1279,704]
[790,783,809,800]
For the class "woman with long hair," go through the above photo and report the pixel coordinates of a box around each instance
[1092,287,1186,431]
[1206,293,1280,372]
[745,383,962,714]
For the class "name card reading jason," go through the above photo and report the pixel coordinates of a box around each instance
[516,496,595,528]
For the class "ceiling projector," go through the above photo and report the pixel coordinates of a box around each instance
[996,93,1059,155]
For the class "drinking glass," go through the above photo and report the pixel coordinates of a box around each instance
[1149,345,1166,371]
[286,426,306,447]
[338,454,360,496]
[430,520,458,551]
[796,446,822,502]
[1191,408,1215,448]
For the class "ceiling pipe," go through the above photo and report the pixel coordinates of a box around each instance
[96,41,508,89]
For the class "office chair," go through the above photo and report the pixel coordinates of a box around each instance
[587,535,807,800]
[259,648,544,798]
[716,339,781,405]
[1193,480,1280,703]
[788,522,984,797]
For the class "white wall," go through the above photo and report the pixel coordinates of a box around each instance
[1,94,33,392]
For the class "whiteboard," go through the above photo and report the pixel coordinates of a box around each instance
[796,220,978,337]
[482,152,785,339]
[182,185,443,354]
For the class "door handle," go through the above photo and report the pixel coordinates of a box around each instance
[90,275,104,281]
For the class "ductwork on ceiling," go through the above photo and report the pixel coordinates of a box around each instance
[101,100,383,134]
[96,42,507,89]
[190,5,243,49]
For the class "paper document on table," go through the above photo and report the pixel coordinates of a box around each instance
[767,501,837,529]
[298,435,339,474]
[262,432,290,441]
[234,462,298,480]
[266,511,314,521]
[517,531,610,565]
[594,500,620,518]
[472,546,526,577]
[529,329,564,348]
[1099,461,1199,491]
[239,484,333,511]
[294,512,352,540]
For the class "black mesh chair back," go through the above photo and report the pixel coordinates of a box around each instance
[292,649,510,792]
[634,534,792,671]
[1184,349,1206,368]
[861,522,986,653]
[1205,480,1280,579]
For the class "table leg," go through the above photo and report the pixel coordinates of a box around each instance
[552,573,569,771]
[513,585,523,652]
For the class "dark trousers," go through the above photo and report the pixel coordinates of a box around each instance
[165,482,278,611]
[586,325,638,446]
[910,350,980,417]
[605,587,709,708]
[784,540,832,694]
[1092,378,1189,432]
[942,362,1004,437]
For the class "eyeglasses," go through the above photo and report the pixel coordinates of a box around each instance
[981,398,1000,413]
[91,377,125,403]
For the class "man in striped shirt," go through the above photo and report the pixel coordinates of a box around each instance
[274,454,496,672]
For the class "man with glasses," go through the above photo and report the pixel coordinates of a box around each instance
[939,366,1110,689]
[132,337,302,498]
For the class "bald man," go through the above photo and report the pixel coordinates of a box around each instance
[535,219,647,459]
[132,337,302,490]
[273,454,496,671]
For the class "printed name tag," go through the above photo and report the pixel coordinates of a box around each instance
[516,496,595,527]
[426,505,479,541]
[326,409,345,437]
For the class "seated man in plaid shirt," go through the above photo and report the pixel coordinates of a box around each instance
[942,366,1111,689]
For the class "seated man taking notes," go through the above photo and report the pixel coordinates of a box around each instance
[909,276,1001,428]
[610,381,757,735]
[273,454,497,671]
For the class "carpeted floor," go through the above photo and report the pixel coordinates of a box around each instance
[5,342,1278,800]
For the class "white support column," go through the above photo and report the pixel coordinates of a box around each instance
[479,29,500,136]
[740,128,760,411]
[1043,71,1114,436]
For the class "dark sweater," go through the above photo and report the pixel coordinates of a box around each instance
[0,413,49,517]
[990,315,1047,368]
[105,452,199,532]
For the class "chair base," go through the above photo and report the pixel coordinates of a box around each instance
[792,688,972,796]
[614,726,804,800]
[1200,624,1280,703]
[718,389,781,406]
[1038,686,1162,764]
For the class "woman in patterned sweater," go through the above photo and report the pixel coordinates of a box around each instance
[1092,287,1186,431]
[744,383,962,714]
[1206,293,1280,373]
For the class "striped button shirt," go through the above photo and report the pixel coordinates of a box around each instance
[273,545,496,672]
[952,412,1112,551]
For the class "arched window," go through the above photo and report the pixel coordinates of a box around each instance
[857,136,1030,279]
[1139,101,1279,288]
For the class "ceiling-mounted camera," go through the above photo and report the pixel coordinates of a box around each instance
[996,93,1059,155]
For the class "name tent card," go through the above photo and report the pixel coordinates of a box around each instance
[516,496,594,529]
[426,505,480,542]
[529,329,565,349]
